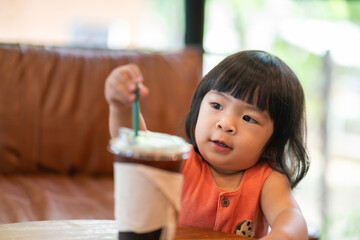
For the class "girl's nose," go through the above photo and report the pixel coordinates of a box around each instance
[216,119,236,134]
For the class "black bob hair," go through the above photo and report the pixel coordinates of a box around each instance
[185,50,309,189]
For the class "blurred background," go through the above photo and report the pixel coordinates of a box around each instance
[1,0,360,239]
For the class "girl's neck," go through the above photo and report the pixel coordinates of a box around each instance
[208,164,245,192]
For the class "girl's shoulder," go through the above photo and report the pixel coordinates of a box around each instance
[245,161,273,178]
[263,169,290,188]
[238,161,274,194]
[248,161,291,190]
[252,159,290,187]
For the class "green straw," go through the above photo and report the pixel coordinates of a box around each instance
[132,85,139,138]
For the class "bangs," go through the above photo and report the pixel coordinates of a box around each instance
[210,57,278,113]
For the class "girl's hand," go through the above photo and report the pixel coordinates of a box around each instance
[105,64,149,137]
[105,64,149,112]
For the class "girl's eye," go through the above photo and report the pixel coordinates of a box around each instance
[243,115,257,124]
[210,102,223,110]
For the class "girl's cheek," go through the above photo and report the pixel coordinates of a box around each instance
[194,124,200,144]
[194,121,205,149]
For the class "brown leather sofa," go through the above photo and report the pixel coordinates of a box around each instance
[0,43,202,223]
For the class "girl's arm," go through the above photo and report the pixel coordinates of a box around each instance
[105,64,149,138]
[260,171,308,240]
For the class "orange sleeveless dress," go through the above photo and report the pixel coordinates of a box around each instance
[179,148,273,238]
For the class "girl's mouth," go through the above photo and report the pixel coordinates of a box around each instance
[211,140,232,152]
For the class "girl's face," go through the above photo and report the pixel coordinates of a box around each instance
[195,90,274,173]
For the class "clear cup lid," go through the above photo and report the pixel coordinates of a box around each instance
[109,127,191,161]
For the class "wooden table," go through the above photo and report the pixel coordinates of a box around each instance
[0,220,252,240]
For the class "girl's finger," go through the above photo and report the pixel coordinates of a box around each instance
[127,64,144,84]
[110,77,135,104]
[137,82,149,98]
[118,64,148,98]
[116,64,144,92]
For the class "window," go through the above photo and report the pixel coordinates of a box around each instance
[0,0,184,50]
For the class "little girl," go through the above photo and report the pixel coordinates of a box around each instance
[105,50,310,240]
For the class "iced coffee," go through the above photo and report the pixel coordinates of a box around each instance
[109,127,190,240]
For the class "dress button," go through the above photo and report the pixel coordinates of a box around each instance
[221,199,230,207]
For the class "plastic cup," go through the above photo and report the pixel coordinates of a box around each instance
[109,128,190,240]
